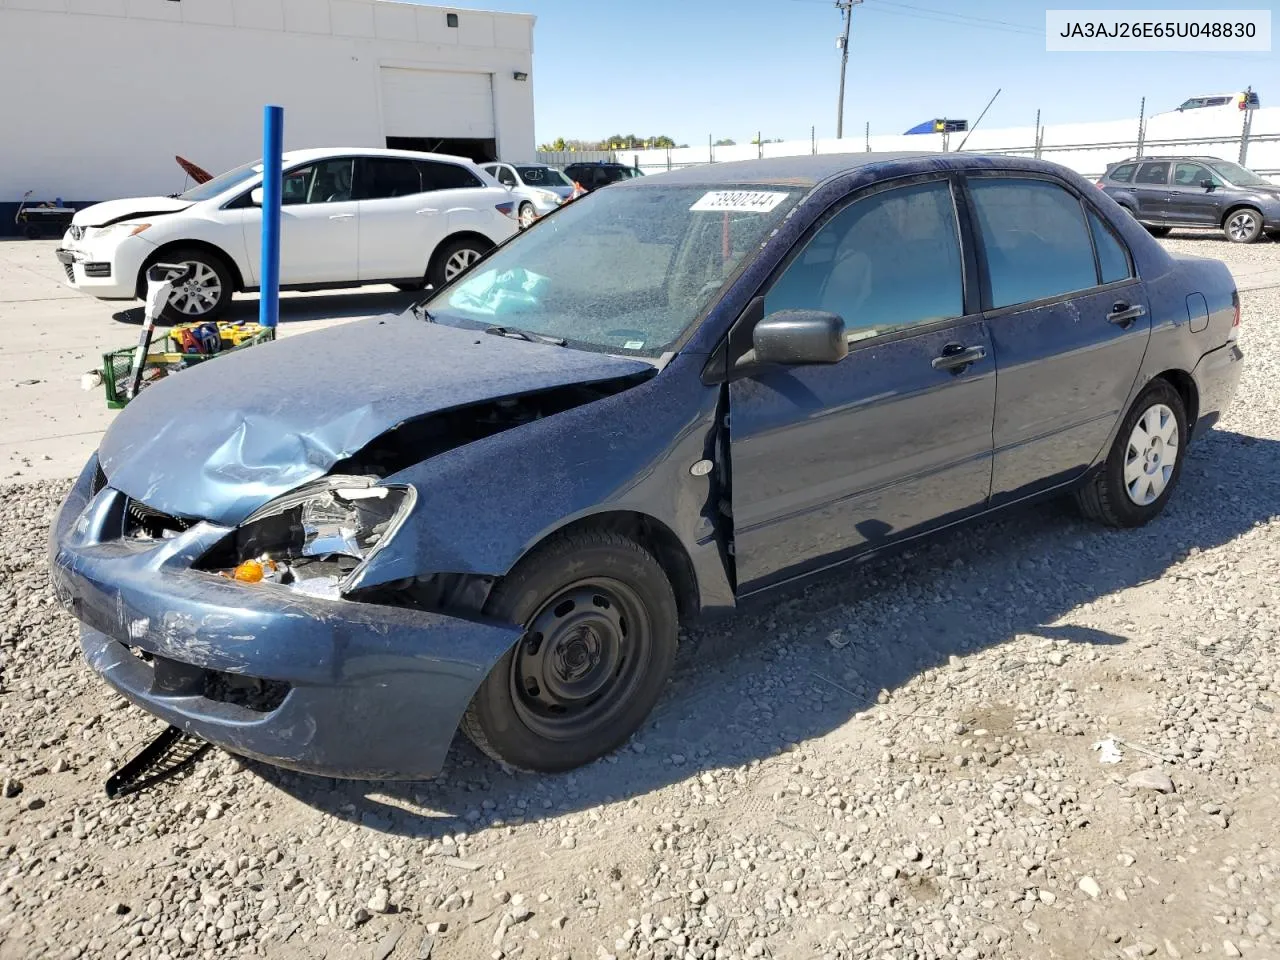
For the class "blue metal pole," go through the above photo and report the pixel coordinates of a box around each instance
[259,105,284,330]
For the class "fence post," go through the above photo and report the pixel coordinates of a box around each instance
[865,121,870,152]
[709,134,714,164]
[811,125,816,155]
[1136,97,1146,159]
[1239,85,1254,164]
[758,131,763,160]
[1033,109,1041,159]
[667,147,672,172]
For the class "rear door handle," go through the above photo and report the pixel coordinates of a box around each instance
[329,213,355,221]
[1107,302,1146,326]
[931,343,987,372]
[416,208,440,216]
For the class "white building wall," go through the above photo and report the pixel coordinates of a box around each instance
[0,0,535,203]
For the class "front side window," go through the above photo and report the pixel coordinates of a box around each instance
[281,158,355,205]
[969,178,1097,309]
[424,184,802,355]
[357,158,423,200]
[494,165,518,187]
[1135,162,1170,185]
[420,161,483,190]
[766,180,964,342]
[1108,163,1137,183]
[1087,209,1133,284]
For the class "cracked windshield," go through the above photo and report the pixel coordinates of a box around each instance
[423,185,800,356]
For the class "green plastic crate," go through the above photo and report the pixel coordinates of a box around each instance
[101,327,276,410]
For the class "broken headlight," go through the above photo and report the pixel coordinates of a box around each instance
[199,476,415,592]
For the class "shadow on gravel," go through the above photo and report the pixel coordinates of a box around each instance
[255,428,1280,838]
[109,289,417,326]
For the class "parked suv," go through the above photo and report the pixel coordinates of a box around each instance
[562,161,644,193]
[1098,156,1280,243]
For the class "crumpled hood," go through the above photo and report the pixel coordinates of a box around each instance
[72,196,192,228]
[98,313,654,526]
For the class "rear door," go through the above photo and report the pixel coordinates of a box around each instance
[1165,160,1227,226]
[355,157,434,281]
[964,174,1151,504]
[1131,160,1172,222]
[728,177,997,592]
[419,159,507,243]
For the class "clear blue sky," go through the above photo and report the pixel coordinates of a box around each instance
[433,0,1275,145]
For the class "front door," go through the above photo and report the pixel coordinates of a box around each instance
[1165,160,1227,226]
[238,157,360,286]
[964,175,1152,504]
[728,178,997,593]
[1130,160,1172,222]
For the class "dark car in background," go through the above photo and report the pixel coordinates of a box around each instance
[1098,155,1280,243]
[563,161,644,192]
[52,153,1243,781]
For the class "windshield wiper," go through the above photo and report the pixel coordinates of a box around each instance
[485,325,566,347]
[410,301,434,322]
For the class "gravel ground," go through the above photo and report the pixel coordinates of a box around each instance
[3,238,1280,960]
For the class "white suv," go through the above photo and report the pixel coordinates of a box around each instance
[56,148,520,321]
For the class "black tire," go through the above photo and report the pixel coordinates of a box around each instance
[1144,225,1172,238]
[392,281,425,292]
[23,224,41,240]
[1076,380,1188,528]
[149,248,234,323]
[460,530,679,773]
[1224,207,1263,244]
[517,202,536,230]
[427,237,490,291]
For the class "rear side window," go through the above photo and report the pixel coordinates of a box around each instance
[969,178,1098,309]
[1108,163,1137,183]
[1135,162,1170,185]
[767,180,964,342]
[419,161,483,190]
[357,158,423,199]
[1087,209,1133,284]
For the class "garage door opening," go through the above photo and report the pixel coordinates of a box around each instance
[386,137,498,164]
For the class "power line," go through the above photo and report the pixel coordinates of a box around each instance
[872,0,1040,35]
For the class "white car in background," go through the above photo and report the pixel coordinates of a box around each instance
[481,162,576,228]
[56,148,519,321]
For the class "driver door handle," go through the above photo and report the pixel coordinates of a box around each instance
[1107,302,1146,327]
[932,343,986,372]
[416,208,440,216]
[329,213,355,221]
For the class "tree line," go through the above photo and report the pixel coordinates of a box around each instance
[537,135,685,152]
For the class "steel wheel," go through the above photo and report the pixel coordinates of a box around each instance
[166,261,223,316]
[1123,402,1179,506]
[518,202,537,229]
[443,247,482,281]
[508,578,652,742]
[1225,209,1261,243]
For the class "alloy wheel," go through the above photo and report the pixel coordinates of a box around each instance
[1227,211,1259,242]
[518,204,537,229]
[1123,403,1179,506]
[443,248,482,281]
[166,261,222,317]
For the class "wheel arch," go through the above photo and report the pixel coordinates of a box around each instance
[1221,203,1263,229]
[427,231,498,278]
[136,239,244,297]
[1153,368,1200,436]
[518,510,700,621]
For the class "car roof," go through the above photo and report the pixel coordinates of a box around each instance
[281,147,480,166]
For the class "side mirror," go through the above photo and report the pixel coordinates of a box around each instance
[250,187,264,206]
[1200,179,1215,190]
[752,310,847,366]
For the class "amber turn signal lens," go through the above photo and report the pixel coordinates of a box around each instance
[233,559,266,583]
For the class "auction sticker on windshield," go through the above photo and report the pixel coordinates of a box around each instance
[691,191,791,213]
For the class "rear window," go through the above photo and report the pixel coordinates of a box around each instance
[1108,163,1137,183]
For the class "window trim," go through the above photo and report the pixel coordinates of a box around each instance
[957,170,1140,318]
[720,172,980,373]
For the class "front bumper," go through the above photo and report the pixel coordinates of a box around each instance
[55,232,151,300]
[49,458,523,780]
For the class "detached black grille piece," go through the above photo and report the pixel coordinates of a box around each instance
[90,462,107,494]
[123,499,192,539]
[63,261,75,283]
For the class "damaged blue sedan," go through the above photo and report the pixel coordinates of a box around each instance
[50,153,1243,778]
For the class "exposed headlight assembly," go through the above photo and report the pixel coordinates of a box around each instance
[202,476,415,593]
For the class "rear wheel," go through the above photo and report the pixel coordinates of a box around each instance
[1224,208,1263,244]
[1076,380,1188,528]
[460,530,679,772]
[149,248,234,323]
[518,202,537,230]
[427,237,489,290]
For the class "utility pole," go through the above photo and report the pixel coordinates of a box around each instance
[835,0,861,139]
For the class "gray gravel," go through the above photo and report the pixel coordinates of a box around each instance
[3,239,1280,960]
